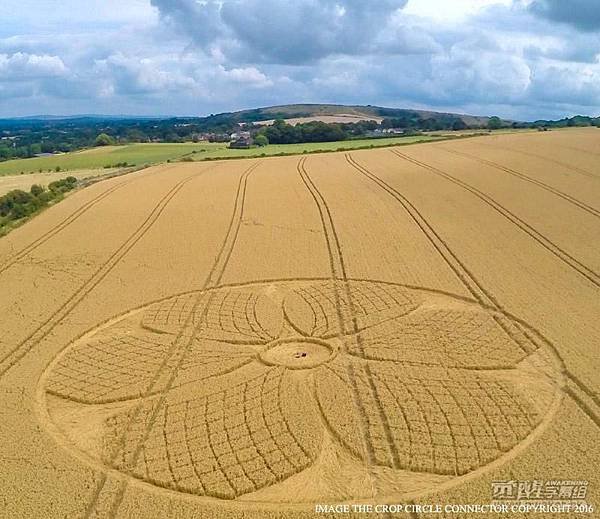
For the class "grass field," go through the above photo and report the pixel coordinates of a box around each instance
[0,128,598,518]
[0,143,222,176]
[0,135,450,176]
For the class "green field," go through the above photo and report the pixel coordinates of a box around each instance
[0,135,454,176]
[0,143,222,176]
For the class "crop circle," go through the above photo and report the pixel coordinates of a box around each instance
[40,279,562,506]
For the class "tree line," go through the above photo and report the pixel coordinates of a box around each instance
[0,177,77,231]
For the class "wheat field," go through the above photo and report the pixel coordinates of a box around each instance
[0,128,598,518]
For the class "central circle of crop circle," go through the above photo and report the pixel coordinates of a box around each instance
[259,338,336,369]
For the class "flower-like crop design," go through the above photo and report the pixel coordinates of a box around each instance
[44,280,556,501]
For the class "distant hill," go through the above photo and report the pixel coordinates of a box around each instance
[7,105,599,128]
[3,104,502,127]
[206,103,497,127]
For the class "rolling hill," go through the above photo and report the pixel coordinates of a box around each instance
[204,103,498,127]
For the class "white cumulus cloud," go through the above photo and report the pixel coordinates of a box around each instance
[0,52,67,80]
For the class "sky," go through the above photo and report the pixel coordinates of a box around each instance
[1,0,600,120]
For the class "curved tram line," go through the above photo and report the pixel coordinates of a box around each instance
[345,153,535,354]
[345,152,600,431]
[389,149,600,289]
[479,142,600,181]
[83,161,260,519]
[0,165,212,379]
[0,179,132,275]
[297,156,400,517]
[437,146,600,219]
[35,153,595,517]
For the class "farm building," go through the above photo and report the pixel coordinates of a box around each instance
[229,133,253,149]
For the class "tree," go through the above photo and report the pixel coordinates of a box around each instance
[165,132,182,143]
[452,119,468,131]
[94,133,115,146]
[125,129,147,143]
[254,134,269,147]
[29,143,42,155]
[30,184,44,197]
[487,116,502,130]
[0,146,12,160]
[48,177,78,194]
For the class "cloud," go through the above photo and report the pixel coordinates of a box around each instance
[374,13,443,55]
[151,0,409,63]
[427,46,532,104]
[523,32,600,64]
[1,0,600,119]
[528,0,600,32]
[149,0,223,46]
[527,60,600,107]
[93,53,198,96]
[0,82,35,100]
[216,66,273,87]
[0,52,67,80]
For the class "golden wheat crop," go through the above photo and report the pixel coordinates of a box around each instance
[0,129,598,518]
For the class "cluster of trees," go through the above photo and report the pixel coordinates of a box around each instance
[0,116,232,159]
[0,118,121,159]
[0,177,77,229]
[381,114,468,131]
[255,118,431,145]
[528,115,600,129]
[487,116,502,130]
[95,133,116,146]
[256,120,348,144]
[0,141,46,160]
[339,120,379,136]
